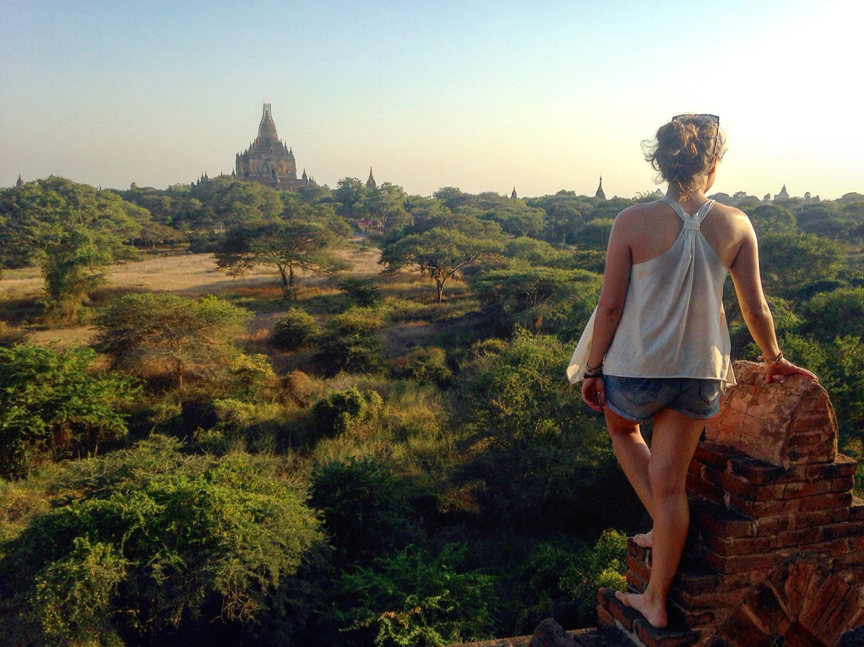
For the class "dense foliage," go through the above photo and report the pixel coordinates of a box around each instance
[0,344,138,478]
[2,175,863,646]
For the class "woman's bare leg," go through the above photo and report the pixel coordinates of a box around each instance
[615,407,708,628]
[604,406,654,518]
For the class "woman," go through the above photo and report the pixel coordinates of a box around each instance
[579,114,818,629]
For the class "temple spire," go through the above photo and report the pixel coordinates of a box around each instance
[258,103,279,142]
[595,175,606,200]
[511,187,517,199]
[366,167,377,189]
[15,174,24,189]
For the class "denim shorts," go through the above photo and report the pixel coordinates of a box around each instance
[603,375,722,423]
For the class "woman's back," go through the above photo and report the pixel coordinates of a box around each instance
[624,199,750,271]
[602,197,746,391]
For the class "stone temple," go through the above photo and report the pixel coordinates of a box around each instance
[235,103,315,191]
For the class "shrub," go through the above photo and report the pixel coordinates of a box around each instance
[454,327,639,531]
[0,437,328,645]
[338,277,383,307]
[390,346,452,386]
[314,307,384,375]
[282,370,321,407]
[271,309,320,350]
[309,455,423,563]
[226,352,277,401]
[329,543,496,647]
[0,344,138,478]
[311,387,383,437]
[511,530,628,632]
[95,293,249,388]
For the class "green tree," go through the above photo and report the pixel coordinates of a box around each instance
[0,177,148,321]
[800,287,864,343]
[380,227,504,303]
[95,293,249,388]
[757,231,845,297]
[216,220,350,294]
[333,177,367,219]
[749,204,796,235]
[470,267,602,333]
[0,344,138,477]
[577,218,615,250]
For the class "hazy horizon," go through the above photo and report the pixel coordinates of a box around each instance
[2,0,862,199]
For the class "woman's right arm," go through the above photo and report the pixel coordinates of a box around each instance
[728,217,819,383]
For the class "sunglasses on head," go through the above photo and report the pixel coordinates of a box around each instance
[672,113,720,155]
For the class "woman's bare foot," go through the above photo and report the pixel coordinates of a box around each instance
[634,529,653,548]
[615,590,668,628]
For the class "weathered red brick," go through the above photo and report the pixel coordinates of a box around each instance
[714,605,775,647]
[775,525,824,549]
[634,619,699,647]
[691,500,756,538]
[703,467,785,501]
[830,475,855,493]
[789,506,849,530]
[727,455,787,485]
[782,479,834,499]
[627,553,651,584]
[703,548,778,574]
[686,474,725,505]
[781,491,852,513]
[596,604,615,629]
[832,550,864,570]
[746,583,794,637]
[798,575,851,638]
[775,560,821,619]
[626,569,646,593]
[704,533,776,557]
[725,493,784,518]
[692,443,737,471]
[753,513,794,536]
[849,496,864,522]
[627,537,651,563]
[808,454,858,479]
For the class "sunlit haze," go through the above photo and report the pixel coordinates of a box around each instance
[2,0,862,199]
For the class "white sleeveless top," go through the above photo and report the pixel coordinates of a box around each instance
[602,197,737,394]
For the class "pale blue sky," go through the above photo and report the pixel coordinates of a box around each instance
[2,0,861,199]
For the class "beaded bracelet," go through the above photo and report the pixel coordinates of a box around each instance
[758,350,784,365]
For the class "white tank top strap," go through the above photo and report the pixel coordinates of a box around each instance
[658,197,715,230]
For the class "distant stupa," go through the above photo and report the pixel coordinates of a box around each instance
[774,184,790,201]
[366,167,377,189]
[15,174,24,188]
[511,187,518,199]
[595,175,606,200]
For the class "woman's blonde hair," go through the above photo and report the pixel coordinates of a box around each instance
[643,116,726,198]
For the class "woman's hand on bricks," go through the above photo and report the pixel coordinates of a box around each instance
[581,376,606,412]
[764,358,819,384]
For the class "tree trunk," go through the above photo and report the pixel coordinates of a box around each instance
[436,280,445,304]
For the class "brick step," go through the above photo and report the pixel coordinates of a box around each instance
[597,588,699,647]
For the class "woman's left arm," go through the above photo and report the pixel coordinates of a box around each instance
[586,211,633,368]
[581,212,632,412]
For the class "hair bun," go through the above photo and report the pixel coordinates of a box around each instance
[644,117,724,197]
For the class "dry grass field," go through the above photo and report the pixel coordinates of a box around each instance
[0,244,384,299]
[1,242,387,347]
